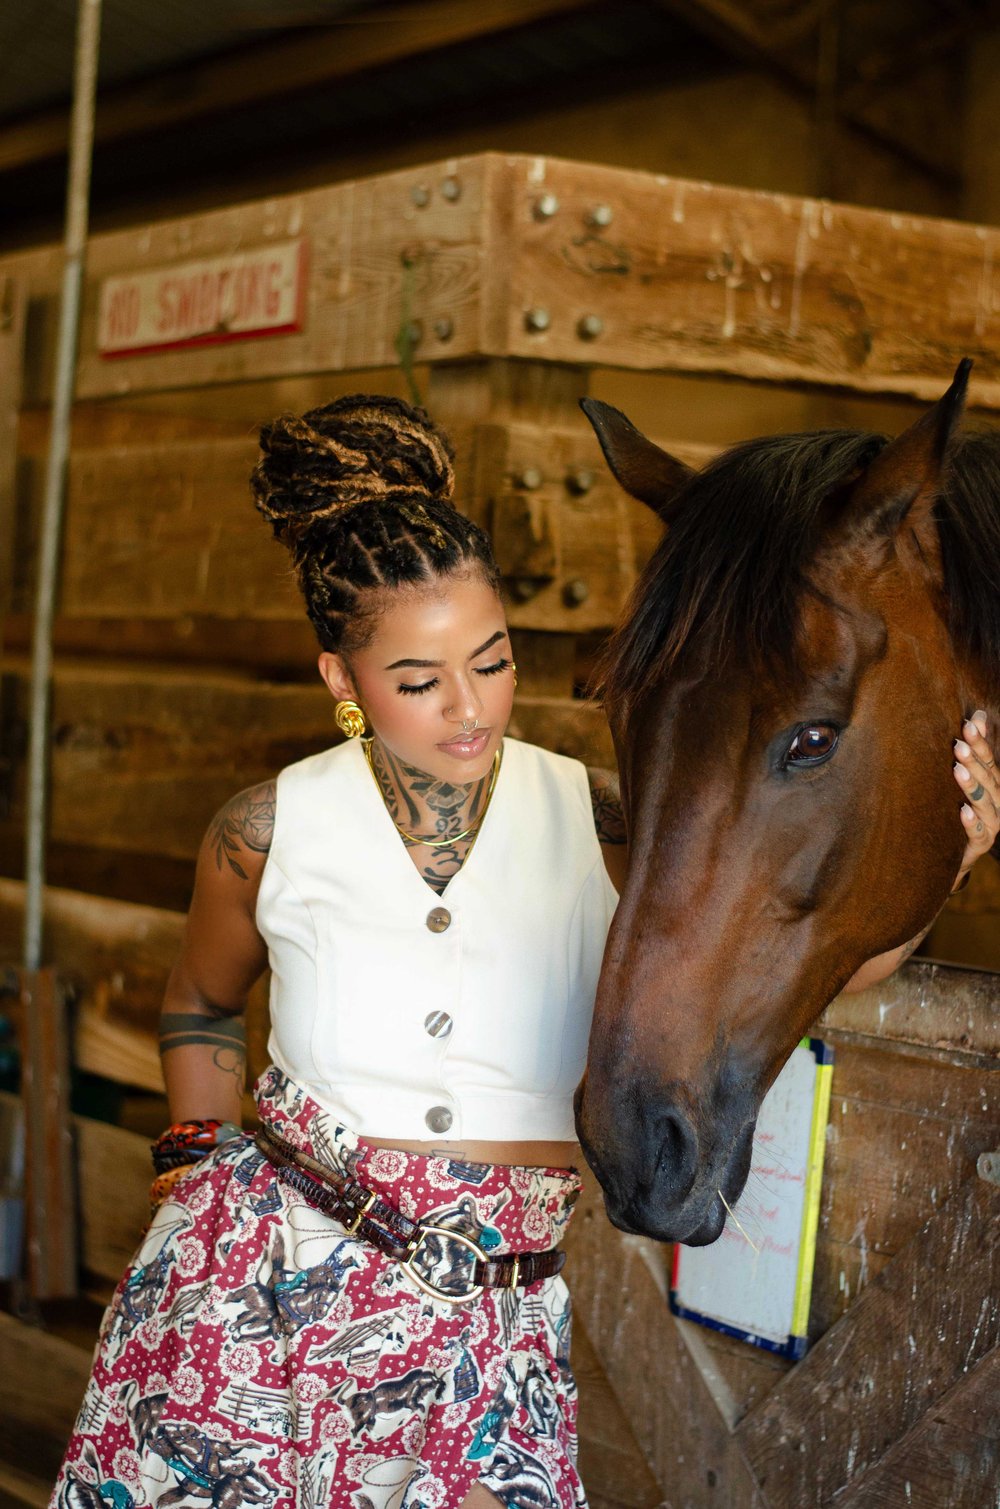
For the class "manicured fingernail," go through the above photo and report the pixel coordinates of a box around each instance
[962,803,974,818]
[955,763,971,782]
[974,712,988,734]
[963,721,980,740]
[956,740,971,757]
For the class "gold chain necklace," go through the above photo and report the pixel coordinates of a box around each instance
[362,739,502,849]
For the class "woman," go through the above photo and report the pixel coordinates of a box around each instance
[52,396,1000,1509]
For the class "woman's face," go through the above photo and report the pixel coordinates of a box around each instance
[318,572,514,785]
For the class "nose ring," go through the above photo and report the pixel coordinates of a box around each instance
[461,718,479,734]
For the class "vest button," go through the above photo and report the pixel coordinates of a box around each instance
[426,907,451,933]
[424,1011,453,1039]
[425,1105,453,1134]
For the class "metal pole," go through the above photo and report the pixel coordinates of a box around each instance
[23,0,102,971]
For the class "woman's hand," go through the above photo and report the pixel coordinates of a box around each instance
[952,710,1000,891]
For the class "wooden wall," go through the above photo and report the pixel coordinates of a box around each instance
[0,153,997,1507]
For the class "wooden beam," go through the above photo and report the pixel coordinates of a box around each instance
[7,155,1000,406]
[0,0,598,175]
[0,1310,90,1481]
[0,880,272,1094]
[737,1176,1000,1506]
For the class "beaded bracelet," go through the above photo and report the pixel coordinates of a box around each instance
[151,1118,243,1174]
[149,1164,194,1213]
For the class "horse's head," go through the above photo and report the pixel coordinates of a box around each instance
[577,362,998,1243]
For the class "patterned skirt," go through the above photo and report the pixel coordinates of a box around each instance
[52,1066,587,1509]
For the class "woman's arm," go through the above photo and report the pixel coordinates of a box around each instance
[842,714,1000,993]
[159,781,275,1123]
[588,766,628,894]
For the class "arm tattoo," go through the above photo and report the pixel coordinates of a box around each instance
[588,767,627,846]
[899,922,935,963]
[159,1011,246,1094]
[209,781,275,879]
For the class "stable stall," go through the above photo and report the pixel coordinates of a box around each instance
[0,152,996,1507]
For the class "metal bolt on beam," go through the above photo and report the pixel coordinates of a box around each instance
[433,317,454,342]
[402,320,423,347]
[516,466,543,490]
[508,577,540,602]
[577,314,604,341]
[533,193,559,220]
[978,1150,1000,1186]
[563,578,590,607]
[441,177,462,202]
[566,468,595,495]
[587,204,613,228]
[410,185,431,208]
[524,307,551,333]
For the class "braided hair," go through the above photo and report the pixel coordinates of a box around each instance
[251,394,501,654]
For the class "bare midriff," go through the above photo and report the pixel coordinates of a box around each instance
[364,1134,581,1172]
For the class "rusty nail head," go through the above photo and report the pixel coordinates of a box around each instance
[533,193,560,220]
[587,204,613,228]
[441,176,462,202]
[566,467,595,495]
[524,307,551,333]
[978,1150,1000,1185]
[516,466,543,491]
[577,314,604,341]
[563,578,590,607]
[433,317,454,342]
[411,185,431,208]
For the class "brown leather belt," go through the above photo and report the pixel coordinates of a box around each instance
[254,1125,566,1305]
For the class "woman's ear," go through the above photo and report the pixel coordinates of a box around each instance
[317,652,356,703]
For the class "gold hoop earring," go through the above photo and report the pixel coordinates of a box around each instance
[334,699,367,739]
[511,661,518,690]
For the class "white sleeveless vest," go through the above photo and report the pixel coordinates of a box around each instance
[256,736,618,1142]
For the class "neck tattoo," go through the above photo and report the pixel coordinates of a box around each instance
[366,739,496,848]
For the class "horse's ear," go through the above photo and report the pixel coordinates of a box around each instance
[580,398,695,519]
[843,358,971,545]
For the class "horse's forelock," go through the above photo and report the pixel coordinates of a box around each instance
[596,428,890,712]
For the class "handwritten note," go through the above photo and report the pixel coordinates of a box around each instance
[670,1039,833,1358]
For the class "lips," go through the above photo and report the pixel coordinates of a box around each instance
[437,729,492,760]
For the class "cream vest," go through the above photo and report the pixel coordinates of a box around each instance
[256,736,618,1142]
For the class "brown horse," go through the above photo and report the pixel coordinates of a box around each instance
[576,360,999,1244]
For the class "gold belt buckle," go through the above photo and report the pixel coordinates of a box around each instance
[399,1223,485,1306]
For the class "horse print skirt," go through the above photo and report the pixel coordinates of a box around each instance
[52,1066,587,1509]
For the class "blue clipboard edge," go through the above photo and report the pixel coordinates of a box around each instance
[667,1035,833,1363]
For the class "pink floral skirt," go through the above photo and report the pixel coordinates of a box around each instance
[52,1066,587,1508]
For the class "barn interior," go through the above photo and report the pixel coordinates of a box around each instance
[0,3,998,1506]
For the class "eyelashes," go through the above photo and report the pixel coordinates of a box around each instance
[398,657,513,696]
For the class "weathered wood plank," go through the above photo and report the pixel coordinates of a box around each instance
[0,880,271,1093]
[0,664,614,868]
[822,957,1000,1062]
[0,1310,90,1478]
[573,1314,664,1507]
[6,155,1000,405]
[737,1177,1000,1507]
[565,1177,767,1506]
[832,1347,999,1509]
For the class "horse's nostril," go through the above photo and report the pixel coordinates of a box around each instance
[655,1109,699,1205]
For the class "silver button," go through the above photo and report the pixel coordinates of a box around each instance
[425,1105,453,1134]
[424,1011,453,1039]
[426,907,451,933]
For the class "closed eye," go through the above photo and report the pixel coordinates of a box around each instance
[398,677,439,695]
[476,657,513,677]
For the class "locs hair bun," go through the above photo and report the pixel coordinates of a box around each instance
[251,393,455,557]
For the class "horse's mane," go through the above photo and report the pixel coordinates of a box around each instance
[598,424,1000,710]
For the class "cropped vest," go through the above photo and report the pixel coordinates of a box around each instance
[255,736,618,1142]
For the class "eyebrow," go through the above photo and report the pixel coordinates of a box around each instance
[385,630,508,671]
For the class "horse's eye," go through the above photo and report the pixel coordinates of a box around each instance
[786,724,839,766]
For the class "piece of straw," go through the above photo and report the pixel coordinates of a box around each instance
[718,1189,760,1254]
